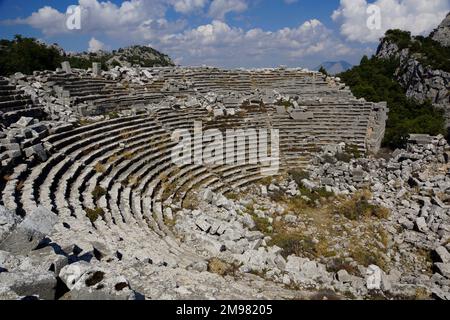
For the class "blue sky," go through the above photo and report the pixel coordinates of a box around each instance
[0,0,449,68]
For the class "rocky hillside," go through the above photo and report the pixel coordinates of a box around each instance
[375,16,450,126]
[431,12,450,47]
[0,36,174,76]
[71,45,175,69]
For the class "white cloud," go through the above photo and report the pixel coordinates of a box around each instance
[208,0,248,19]
[88,37,106,52]
[7,0,369,68]
[332,0,450,43]
[158,19,362,67]
[172,0,209,14]
[11,0,183,40]
[15,6,68,36]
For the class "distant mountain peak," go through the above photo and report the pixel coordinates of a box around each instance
[315,61,352,75]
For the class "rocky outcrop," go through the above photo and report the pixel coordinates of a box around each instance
[376,37,450,126]
[72,45,175,69]
[431,12,450,47]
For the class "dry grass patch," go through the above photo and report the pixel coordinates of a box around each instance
[207,258,237,276]
[94,162,106,173]
[334,190,390,220]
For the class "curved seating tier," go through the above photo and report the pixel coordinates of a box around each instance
[0,77,47,126]
[0,67,387,265]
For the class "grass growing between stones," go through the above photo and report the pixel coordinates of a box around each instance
[207,258,239,277]
[86,207,105,223]
[334,190,391,220]
[94,162,106,173]
[261,187,392,273]
[252,215,272,234]
[183,193,200,210]
[92,186,107,201]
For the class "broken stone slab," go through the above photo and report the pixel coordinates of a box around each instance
[15,117,34,128]
[201,189,214,203]
[0,206,21,244]
[366,264,382,290]
[285,255,332,285]
[195,217,211,233]
[301,179,317,191]
[415,217,428,233]
[27,246,69,276]
[0,286,22,300]
[0,206,58,255]
[434,263,450,279]
[366,264,391,292]
[0,270,56,300]
[408,134,434,145]
[59,261,92,290]
[68,271,137,300]
[245,230,264,241]
[24,143,48,162]
[61,61,72,74]
[435,246,450,263]
[92,63,101,77]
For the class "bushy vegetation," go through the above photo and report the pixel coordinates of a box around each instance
[338,54,446,148]
[288,169,310,186]
[0,35,173,76]
[0,35,105,76]
[318,66,329,76]
[0,36,61,76]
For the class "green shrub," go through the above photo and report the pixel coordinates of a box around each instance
[252,216,272,234]
[270,233,317,258]
[350,246,387,269]
[318,66,328,76]
[269,189,285,202]
[288,169,310,186]
[338,53,446,149]
[108,111,120,119]
[85,207,105,223]
[275,100,294,108]
[92,186,106,201]
[326,257,360,275]
[0,35,61,76]
[345,144,362,158]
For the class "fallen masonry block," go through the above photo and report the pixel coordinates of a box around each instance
[434,263,450,279]
[434,246,450,264]
[60,263,140,300]
[0,206,21,244]
[61,61,72,74]
[24,143,48,161]
[15,116,34,128]
[27,246,69,276]
[0,271,57,300]
[92,63,101,77]
[0,206,58,255]
[408,134,434,145]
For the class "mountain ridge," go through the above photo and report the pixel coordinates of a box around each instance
[316,61,352,75]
